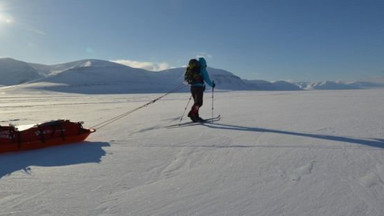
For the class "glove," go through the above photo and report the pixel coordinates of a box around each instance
[212,81,216,88]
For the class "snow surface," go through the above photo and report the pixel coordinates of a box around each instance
[1,86,384,216]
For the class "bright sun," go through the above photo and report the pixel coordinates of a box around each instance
[0,15,12,24]
[0,4,14,26]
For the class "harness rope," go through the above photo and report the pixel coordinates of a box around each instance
[91,84,187,130]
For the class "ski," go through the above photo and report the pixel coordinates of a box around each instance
[166,115,221,128]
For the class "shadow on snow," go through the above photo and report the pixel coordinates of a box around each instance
[202,122,384,149]
[0,141,109,179]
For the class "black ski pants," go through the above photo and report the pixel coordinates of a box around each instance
[191,86,204,108]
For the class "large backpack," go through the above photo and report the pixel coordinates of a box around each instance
[184,59,203,84]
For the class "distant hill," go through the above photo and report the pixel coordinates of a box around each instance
[0,58,42,86]
[0,58,383,94]
[244,80,302,90]
[296,81,384,90]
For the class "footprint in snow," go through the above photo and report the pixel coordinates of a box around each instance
[359,165,384,188]
[290,161,315,182]
[359,173,383,188]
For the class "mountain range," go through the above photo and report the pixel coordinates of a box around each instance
[0,58,383,94]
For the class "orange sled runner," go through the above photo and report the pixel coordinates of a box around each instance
[0,120,95,154]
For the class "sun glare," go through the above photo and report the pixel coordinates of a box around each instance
[0,14,13,24]
[0,4,14,26]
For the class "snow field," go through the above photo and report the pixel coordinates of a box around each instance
[1,89,384,216]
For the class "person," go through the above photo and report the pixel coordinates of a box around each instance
[185,57,215,122]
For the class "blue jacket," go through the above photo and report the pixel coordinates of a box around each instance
[191,57,214,88]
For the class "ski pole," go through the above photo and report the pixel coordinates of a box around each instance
[211,85,214,121]
[180,95,192,122]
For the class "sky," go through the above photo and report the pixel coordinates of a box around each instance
[0,0,383,82]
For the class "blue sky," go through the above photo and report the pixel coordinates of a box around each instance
[0,0,383,82]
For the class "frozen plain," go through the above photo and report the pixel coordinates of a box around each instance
[1,88,384,216]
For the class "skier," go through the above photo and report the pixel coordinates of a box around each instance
[185,57,215,122]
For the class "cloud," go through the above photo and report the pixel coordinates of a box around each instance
[196,52,213,59]
[23,24,46,35]
[111,59,172,71]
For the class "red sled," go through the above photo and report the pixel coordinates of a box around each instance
[0,120,95,154]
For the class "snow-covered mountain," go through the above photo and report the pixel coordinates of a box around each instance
[29,60,99,76]
[0,58,383,93]
[244,80,302,90]
[0,58,251,93]
[0,58,42,86]
[34,60,174,94]
[296,81,384,90]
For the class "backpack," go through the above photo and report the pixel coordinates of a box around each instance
[184,59,203,84]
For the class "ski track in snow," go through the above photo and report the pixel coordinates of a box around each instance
[1,89,384,216]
